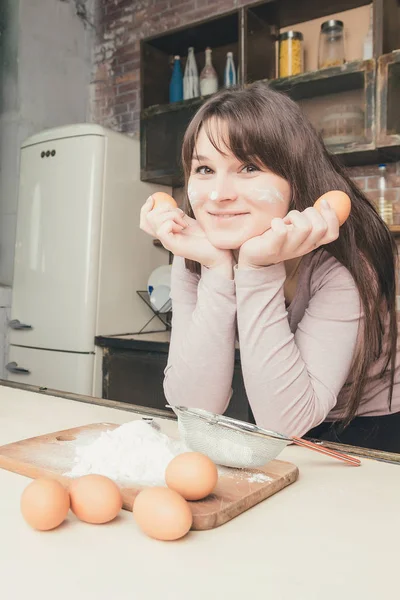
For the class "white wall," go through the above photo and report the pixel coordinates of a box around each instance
[0,0,96,376]
[0,0,96,286]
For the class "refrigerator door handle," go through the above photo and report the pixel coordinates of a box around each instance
[9,319,33,330]
[6,362,31,375]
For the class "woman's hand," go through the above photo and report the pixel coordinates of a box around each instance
[238,201,340,269]
[140,196,234,270]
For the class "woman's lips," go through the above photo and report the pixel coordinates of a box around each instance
[208,212,250,220]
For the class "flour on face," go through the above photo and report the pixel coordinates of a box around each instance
[187,183,199,207]
[248,186,284,204]
[209,190,219,201]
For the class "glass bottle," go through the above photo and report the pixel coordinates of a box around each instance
[318,20,345,69]
[200,47,218,96]
[183,47,199,100]
[363,5,373,60]
[224,52,236,88]
[377,164,393,225]
[169,55,183,103]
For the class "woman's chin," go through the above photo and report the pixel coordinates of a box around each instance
[207,234,248,251]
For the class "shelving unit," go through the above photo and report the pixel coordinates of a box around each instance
[267,59,376,160]
[140,11,241,111]
[389,226,400,235]
[377,50,400,148]
[140,0,400,185]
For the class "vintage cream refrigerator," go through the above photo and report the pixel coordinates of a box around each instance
[6,124,170,397]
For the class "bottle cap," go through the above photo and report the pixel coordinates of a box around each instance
[174,55,180,60]
[321,20,344,32]
[279,30,304,41]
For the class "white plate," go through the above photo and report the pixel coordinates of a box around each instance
[150,285,172,313]
[147,264,172,295]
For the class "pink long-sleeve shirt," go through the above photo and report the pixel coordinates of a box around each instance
[163,250,400,437]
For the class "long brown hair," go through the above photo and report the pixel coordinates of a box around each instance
[180,82,398,425]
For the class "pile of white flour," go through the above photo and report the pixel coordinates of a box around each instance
[64,418,272,486]
[65,420,186,486]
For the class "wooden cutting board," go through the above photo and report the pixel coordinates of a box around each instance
[0,422,298,530]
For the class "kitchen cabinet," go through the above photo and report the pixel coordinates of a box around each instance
[140,0,400,186]
[267,58,377,166]
[377,50,400,149]
[98,337,253,422]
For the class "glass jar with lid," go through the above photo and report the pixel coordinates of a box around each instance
[279,31,304,78]
[318,20,345,69]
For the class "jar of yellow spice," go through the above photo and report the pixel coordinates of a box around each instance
[279,31,304,78]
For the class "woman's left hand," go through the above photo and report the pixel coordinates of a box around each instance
[238,201,340,269]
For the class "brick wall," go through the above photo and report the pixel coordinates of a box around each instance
[93,0,400,218]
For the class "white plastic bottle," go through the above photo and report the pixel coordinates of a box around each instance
[200,47,218,96]
[183,47,199,100]
[224,52,237,88]
[377,164,393,225]
[363,4,373,60]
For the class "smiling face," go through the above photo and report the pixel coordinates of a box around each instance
[187,119,291,250]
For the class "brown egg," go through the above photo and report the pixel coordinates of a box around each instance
[165,452,218,501]
[152,192,178,210]
[69,474,122,524]
[314,190,351,226]
[133,487,193,541]
[20,478,70,531]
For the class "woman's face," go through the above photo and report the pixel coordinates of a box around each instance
[187,120,291,250]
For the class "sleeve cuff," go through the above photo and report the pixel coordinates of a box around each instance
[234,262,286,288]
[201,265,236,295]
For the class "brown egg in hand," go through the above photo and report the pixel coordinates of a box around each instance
[133,487,193,541]
[165,452,218,501]
[69,474,122,524]
[151,192,178,210]
[20,478,70,531]
[313,190,351,226]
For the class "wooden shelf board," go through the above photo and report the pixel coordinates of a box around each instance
[141,60,373,117]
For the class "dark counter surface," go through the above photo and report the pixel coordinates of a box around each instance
[95,330,241,360]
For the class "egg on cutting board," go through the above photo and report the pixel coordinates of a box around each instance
[165,452,218,501]
[133,487,193,541]
[20,478,70,531]
[69,474,122,524]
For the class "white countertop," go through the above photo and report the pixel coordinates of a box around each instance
[0,384,399,600]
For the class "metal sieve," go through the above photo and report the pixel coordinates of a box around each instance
[168,405,361,469]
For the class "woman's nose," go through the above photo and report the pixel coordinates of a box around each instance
[210,177,239,202]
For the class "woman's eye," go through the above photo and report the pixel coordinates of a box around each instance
[242,164,259,173]
[195,166,213,175]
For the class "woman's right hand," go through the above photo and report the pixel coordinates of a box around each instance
[140,195,233,269]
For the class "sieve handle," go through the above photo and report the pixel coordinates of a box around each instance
[292,437,361,466]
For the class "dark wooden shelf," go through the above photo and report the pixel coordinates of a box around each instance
[266,59,373,99]
[389,226,400,235]
[142,60,372,116]
[141,96,204,119]
[248,0,371,31]
[143,10,239,58]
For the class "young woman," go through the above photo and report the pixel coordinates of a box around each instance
[140,82,400,453]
